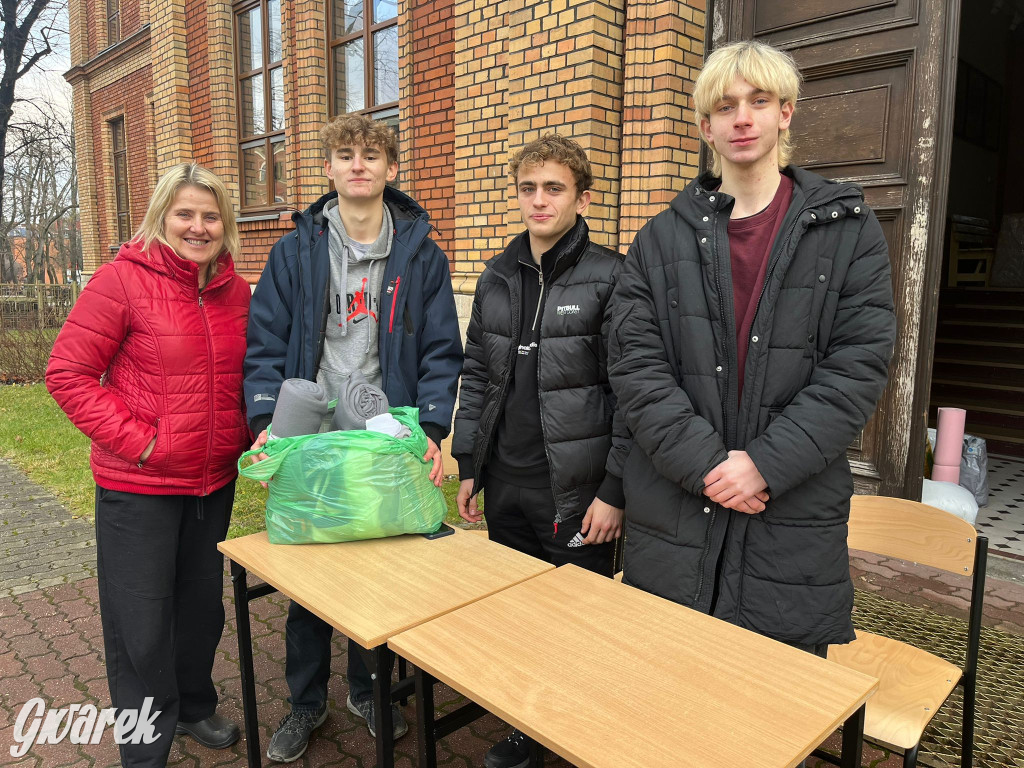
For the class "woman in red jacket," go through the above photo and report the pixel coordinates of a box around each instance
[46,163,251,766]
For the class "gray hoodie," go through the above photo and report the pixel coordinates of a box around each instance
[315,199,393,401]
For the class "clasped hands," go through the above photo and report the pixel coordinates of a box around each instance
[702,450,769,514]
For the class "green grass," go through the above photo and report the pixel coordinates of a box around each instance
[0,383,469,539]
[0,384,96,519]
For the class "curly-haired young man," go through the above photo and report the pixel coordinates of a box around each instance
[244,114,462,762]
[452,133,628,768]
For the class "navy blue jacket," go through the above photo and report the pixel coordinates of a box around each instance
[243,187,463,446]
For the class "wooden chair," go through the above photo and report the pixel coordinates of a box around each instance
[819,496,988,768]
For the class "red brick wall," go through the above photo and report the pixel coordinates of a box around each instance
[404,0,456,261]
[120,0,143,40]
[90,66,154,258]
[236,220,292,282]
[185,0,213,165]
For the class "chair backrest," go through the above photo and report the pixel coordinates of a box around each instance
[848,495,977,576]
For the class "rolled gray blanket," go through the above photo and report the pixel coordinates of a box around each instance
[332,370,389,431]
[271,379,330,438]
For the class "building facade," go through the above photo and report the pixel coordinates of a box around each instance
[66,0,1024,495]
[65,0,707,288]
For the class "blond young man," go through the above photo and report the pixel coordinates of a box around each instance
[244,115,462,762]
[607,42,896,658]
[452,134,627,768]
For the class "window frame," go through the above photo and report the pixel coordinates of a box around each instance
[234,0,287,213]
[326,0,399,121]
[106,0,121,46]
[109,117,131,245]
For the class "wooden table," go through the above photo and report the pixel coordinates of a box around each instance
[390,565,878,768]
[219,528,555,767]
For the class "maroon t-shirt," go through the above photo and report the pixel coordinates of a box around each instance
[727,174,794,397]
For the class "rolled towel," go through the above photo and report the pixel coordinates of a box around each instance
[271,379,330,438]
[332,370,389,431]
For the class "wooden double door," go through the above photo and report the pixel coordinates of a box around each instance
[714,0,961,498]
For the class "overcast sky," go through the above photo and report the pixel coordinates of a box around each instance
[12,5,73,122]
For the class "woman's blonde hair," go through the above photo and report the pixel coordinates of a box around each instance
[693,40,802,176]
[134,163,240,266]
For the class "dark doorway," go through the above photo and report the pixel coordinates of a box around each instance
[931,1,1024,459]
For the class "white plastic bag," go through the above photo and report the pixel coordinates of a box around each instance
[921,479,979,526]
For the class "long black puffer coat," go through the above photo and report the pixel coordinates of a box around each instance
[452,216,628,526]
[607,166,896,646]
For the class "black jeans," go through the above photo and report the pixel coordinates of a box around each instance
[94,481,235,768]
[285,603,373,712]
[483,475,615,576]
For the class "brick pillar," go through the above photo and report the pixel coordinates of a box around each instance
[286,0,330,211]
[71,80,102,277]
[150,1,194,170]
[452,0,510,294]
[398,0,456,259]
[66,1,98,277]
[506,0,626,251]
[205,0,240,207]
[618,0,706,249]
[68,0,87,66]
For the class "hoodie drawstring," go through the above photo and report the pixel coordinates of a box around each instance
[367,259,380,352]
[339,245,351,338]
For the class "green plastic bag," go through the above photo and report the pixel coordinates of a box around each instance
[238,407,447,544]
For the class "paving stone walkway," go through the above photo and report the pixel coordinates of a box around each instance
[0,461,95,599]
[2,456,1023,767]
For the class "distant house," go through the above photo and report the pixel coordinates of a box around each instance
[4,228,28,284]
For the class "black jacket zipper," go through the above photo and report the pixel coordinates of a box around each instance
[474,269,522,489]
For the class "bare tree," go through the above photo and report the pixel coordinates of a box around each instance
[3,98,78,283]
[1,0,67,281]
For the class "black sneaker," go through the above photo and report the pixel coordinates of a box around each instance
[266,706,328,763]
[346,693,409,740]
[484,728,533,768]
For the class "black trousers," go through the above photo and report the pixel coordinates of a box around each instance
[94,481,234,768]
[484,475,615,577]
[284,604,373,713]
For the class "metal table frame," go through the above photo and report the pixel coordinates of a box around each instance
[229,560,413,768]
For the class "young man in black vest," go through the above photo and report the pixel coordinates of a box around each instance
[452,134,627,768]
[607,41,896,663]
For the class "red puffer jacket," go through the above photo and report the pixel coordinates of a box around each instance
[46,240,251,496]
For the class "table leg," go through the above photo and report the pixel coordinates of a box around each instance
[230,560,262,768]
[368,644,397,768]
[840,704,866,768]
[414,667,438,768]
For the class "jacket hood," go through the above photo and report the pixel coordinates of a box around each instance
[299,185,429,228]
[295,186,434,264]
[669,165,865,228]
[115,239,237,292]
[490,214,591,283]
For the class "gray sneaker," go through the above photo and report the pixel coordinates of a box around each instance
[346,693,409,740]
[266,706,328,763]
